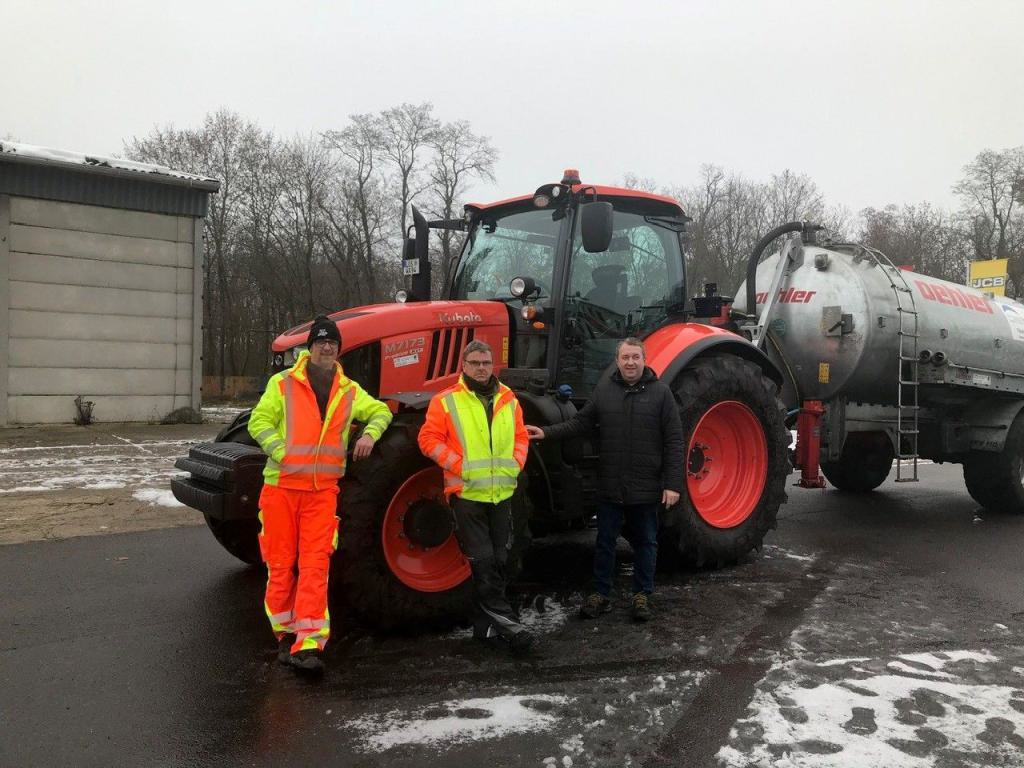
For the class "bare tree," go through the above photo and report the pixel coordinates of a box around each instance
[379,102,441,246]
[954,147,1024,294]
[859,203,970,283]
[324,115,389,303]
[428,120,497,292]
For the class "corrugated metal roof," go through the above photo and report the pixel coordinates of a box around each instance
[0,141,219,191]
[0,141,218,217]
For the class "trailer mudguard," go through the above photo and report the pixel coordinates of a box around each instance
[643,323,783,387]
[962,398,1024,453]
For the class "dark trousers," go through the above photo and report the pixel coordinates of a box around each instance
[452,496,523,639]
[594,501,659,597]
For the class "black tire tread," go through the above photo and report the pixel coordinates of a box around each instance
[963,412,1024,513]
[821,435,893,492]
[336,420,474,631]
[662,355,790,568]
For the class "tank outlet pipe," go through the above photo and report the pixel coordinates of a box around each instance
[932,351,947,366]
[919,349,933,364]
[745,221,823,317]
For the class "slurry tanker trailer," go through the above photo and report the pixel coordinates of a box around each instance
[734,221,1024,512]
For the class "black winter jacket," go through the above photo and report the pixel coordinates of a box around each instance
[543,367,684,505]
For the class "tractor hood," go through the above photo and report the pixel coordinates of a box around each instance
[271,301,509,353]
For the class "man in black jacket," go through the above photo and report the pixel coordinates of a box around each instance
[526,338,684,621]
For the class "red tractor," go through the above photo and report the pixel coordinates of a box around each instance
[172,170,791,628]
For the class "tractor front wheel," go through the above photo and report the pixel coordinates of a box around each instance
[661,355,790,567]
[336,422,474,630]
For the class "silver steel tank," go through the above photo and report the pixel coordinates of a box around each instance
[732,244,1024,408]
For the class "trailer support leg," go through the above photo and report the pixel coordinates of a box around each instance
[795,400,826,488]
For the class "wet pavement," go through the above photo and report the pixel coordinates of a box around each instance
[4,461,1024,767]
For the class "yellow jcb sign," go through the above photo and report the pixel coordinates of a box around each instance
[969,259,1009,296]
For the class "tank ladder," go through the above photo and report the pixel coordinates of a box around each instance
[867,247,920,482]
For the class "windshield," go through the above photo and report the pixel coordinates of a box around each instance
[451,207,561,300]
[558,206,686,395]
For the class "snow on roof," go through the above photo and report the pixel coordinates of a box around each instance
[0,140,220,191]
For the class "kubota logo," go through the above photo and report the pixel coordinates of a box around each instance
[755,288,817,304]
[438,311,482,324]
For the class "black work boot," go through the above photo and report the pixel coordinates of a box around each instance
[631,592,653,622]
[277,634,296,665]
[579,593,612,619]
[288,649,325,676]
[506,626,536,653]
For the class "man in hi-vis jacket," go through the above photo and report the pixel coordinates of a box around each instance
[249,316,392,675]
[418,340,533,652]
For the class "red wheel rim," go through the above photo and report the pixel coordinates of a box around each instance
[380,467,470,592]
[686,400,767,529]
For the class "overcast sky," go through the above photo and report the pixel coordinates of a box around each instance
[3,0,1021,214]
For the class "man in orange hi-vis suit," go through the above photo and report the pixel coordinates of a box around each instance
[249,316,392,675]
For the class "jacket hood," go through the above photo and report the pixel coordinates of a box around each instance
[611,366,657,388]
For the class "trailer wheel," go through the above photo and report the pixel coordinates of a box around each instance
[661,355,790,568]
[821,432,894,492]
[202,512,262,565]
[963,412,1024,513]
[336,421,475,630]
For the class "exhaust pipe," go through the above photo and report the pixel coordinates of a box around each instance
[918,349,933,364]
[932,351,947,366]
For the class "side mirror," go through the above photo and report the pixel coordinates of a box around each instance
[580,202,613,253]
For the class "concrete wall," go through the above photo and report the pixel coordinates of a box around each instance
[1,195,202,424]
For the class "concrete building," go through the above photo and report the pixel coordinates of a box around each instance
[0,142,219,425]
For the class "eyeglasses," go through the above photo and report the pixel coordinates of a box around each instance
[313,340,339,349]
[464,359,493,368]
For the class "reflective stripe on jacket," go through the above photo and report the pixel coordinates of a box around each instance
[418,376,529,503]
[248,350,393,490]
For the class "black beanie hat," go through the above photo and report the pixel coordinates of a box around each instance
[306,315,342,348]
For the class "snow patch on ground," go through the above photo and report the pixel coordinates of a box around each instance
[0,440,194,495]
[350,694,568,752]
[201,405,249,424]
[442,596,571,640]
[763,545,818,563]
[132,488,184,507]
[718,649,1024,767]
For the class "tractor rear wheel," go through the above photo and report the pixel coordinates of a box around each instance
[336,420,475,630]
[963,411,1024,513]
[661,355,790,567]
[821,432,894,492]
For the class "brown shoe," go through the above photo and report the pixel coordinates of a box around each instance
[631,592,652,622]
[579,593,612,619]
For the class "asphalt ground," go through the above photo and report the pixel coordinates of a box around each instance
[4,456,1024,767]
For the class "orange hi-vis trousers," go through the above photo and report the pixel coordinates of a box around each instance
[258,484,339,655]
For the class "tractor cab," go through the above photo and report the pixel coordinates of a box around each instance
[432,170,690,398]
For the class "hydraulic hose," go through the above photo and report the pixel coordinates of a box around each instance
[745,221,811,318]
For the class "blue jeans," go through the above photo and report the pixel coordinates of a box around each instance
[593,501,659,597]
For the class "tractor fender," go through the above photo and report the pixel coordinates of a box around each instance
[643,323,783,388]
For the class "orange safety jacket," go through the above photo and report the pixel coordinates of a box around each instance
[418,376,529,503]
[248,350,393,491]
